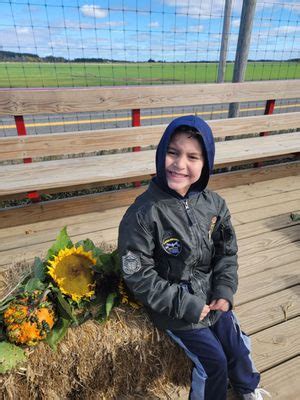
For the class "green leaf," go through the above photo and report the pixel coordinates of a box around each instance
[105,292,117,318]
[46,318,70,351]
[0,342,27,374]
[32,257,46,281]
[76,239,103,255]
[24,278,46,293]
[290,213,300,221]
[53,289,77,324]
[98,251,121,276]
[47,226,73,260]
[0,296,16,313]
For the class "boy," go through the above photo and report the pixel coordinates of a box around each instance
[118,115,270,400]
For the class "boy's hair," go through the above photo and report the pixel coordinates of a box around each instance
[172,125,200,141]
[172,125,205,155]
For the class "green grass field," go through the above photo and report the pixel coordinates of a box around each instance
[0,61,299,88]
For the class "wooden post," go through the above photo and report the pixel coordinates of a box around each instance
[14,115,41,202]
[217,0,232,83]
[132,109,141,187]
[228,0,257,117]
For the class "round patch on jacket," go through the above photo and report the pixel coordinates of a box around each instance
[122,251,142,274]
[162,237,182,256]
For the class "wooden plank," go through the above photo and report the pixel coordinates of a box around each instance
[251,318,300,372]
[229,189,300,214]
[238,243,300,278]
[0,133,299,197]
[217,174,300,202]
[234,213,299,239]
[0,207,127,252]
[0,186,145,229]
[0,80,299,115]
[238,225,299,257]
[255,358,300,400]
[233,199,300,224]
[227,357,300,400]
[235,287,300,335]
[0,204,127,240]
[1,112,300,161]
[235,262,299,306]
[209,161,300,192]
[0,226,119,270]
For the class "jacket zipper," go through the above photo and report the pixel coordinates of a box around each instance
[183,199,202,280]
[184,199,212,327]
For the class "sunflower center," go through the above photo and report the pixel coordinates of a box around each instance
[55,254,95,299]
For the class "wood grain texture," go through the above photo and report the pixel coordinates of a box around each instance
[226,357,300,400]
[1,112,299,161]
[235,287,300,335]
[0,132,299,197]
[254,357,300,399]
[0,80,299,115]
[217,174,300,202]
[0,186,145,228]
[238,243,300,278]
[238,225,299,256]
[235,262,299,306]
[251,318,300,372]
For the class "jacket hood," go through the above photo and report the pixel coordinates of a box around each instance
[155,115,215,196]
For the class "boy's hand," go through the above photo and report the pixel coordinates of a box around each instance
[199,304,210,321]
[209,299,229,312]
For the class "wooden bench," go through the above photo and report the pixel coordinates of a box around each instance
[0,80,300,398]
[0,80,299,264]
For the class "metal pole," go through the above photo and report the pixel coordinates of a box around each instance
[229,0,257,117]
[217,0,232,83]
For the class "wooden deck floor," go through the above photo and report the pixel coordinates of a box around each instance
[0,176,299,399]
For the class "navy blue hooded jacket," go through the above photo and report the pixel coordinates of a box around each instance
[118,116,238,331]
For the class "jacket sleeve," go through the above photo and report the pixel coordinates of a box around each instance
[118,209,205,324]
[210,197,238,308]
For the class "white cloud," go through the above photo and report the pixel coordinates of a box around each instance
[164,0,243,19]
[188,25,204,33]
[16,27,31,34]
[80,5,107,19]
[273,25,300,34]
[149,22,160,28]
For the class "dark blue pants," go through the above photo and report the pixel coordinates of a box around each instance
[167,311,260,400]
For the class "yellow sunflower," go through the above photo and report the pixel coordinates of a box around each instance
[118,280,142,309]
[48,246,97,302]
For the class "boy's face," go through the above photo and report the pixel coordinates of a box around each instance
[165,132,204,196]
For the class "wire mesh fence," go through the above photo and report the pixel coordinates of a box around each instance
[0,0,299,88]
[0,0,299,136]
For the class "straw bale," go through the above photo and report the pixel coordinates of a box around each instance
[0,261,191,399]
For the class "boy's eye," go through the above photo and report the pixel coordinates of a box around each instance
[190,156,202,160]
[167,149,177,156]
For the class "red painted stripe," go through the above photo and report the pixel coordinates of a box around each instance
[132,109,142,187]
[14,115,41,201]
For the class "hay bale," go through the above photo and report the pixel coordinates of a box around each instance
[0,253,191,399]
[0,305,191,399]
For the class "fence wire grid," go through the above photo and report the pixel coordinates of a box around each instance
[0,0,299,88]
[0,0,299,136]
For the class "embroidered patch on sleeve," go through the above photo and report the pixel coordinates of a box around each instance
[122,251,142,274]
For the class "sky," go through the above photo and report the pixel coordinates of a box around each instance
[0,0,299,61]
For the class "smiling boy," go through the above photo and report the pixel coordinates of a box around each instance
[118,115,269,400]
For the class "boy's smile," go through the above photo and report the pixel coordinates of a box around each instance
[165,132,204,196]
